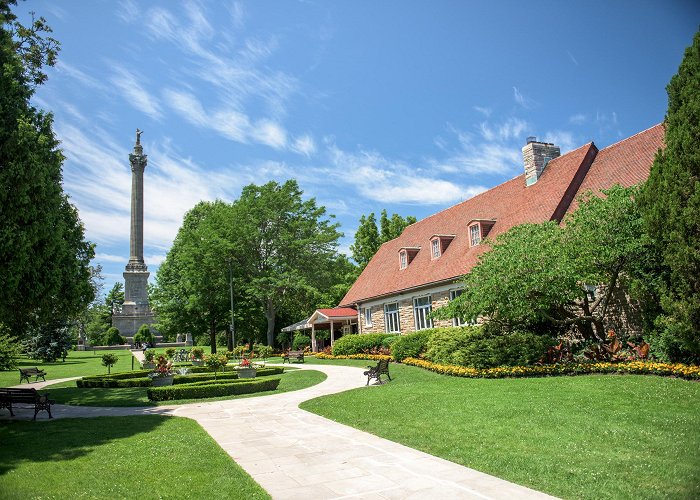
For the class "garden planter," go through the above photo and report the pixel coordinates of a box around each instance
[237,367,257,379]
[192,360,204,366]
[143,362,155,369]
[151,375,174,386]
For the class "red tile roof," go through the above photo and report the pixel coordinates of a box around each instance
[340,124,664,306]
[315,307,358,318]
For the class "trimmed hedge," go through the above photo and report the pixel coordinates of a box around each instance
[315,352,391,361]
[147,377,282,401]
[331,333,395,356]
[403,357,700,381]
[172,366,284,385]
[390,330,432,361]
[425,326,552,368]
[77,377,152,388]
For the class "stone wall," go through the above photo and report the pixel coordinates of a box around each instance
[360,289,457,334]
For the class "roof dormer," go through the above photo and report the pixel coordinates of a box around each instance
[467,220,496,247]
[399,246,420,270]
[429,234,455,260]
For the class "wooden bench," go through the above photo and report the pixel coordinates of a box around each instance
[0,388,55,420]
[19,367,46,384]
[282,350,305,364]
[364,359,392,385]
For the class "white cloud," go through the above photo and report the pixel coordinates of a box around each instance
[473,106,492,117]
[111,66,162,120]
[569,113,587,125]
[292,134,316,157]
[96,253,126,263]
[542,130,576,153]
[56,61,105,90]
[513,86,536,109]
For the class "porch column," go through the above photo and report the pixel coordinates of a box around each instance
[330,320,335,347]
[311,324,317,352]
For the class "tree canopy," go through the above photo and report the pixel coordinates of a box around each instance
[350,209,416,270]
[639,29,700,362]
[153,180,349,348]
[0,1,95,338]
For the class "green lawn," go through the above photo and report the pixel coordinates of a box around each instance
[41,368,326,406]
[300,361,700,500]
[0,350,139,387]
[0,415,269,499]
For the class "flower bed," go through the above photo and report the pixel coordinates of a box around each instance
[314,352,391,361]
[401,358,700,381]
[147,377,282,401]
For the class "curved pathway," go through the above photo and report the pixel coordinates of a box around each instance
[3,364,556,499]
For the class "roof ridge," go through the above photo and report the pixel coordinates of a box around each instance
[598,122,664,153]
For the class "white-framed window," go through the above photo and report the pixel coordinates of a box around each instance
[413,295,432,331]
[450,289,471,326]
[469,224,481,246]
[364,307,372,327]
[431,238,441,259]
[399,250,407,270]
[384,302,400,333]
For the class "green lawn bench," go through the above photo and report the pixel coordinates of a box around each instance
[364,359,392,385]
[0,387,55,420]
[19,367,47,384]
[282,350,305,363]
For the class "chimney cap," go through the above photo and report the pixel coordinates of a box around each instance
[526,136,537,144]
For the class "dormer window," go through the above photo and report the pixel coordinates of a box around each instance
[429,234,455,260]
[469,224,481,246]
[431,238,440,259]
[398,247,421,269]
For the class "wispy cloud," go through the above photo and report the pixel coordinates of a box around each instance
[110,66,162,120]
[513,86,537,109]
[569,113,587,125]
[292,134,317,157]
[473,106,492,117]
[567,50,579,66]
[56,61,106,90]
[542,130,576,153]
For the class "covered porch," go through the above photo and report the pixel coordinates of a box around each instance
[281,307,358,352]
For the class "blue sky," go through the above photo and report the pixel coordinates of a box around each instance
[20,0,699,295]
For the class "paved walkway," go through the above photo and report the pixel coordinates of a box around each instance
[3,363,557,499]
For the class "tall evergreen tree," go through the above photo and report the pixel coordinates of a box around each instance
[351,210,416,270]
[0,1,95,338]
[639,29,700,362]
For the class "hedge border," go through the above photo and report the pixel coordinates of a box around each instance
[147,377,282,401]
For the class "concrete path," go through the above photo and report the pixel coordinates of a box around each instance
[2,363,557,499]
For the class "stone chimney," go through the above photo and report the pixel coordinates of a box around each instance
[522,137,560,186]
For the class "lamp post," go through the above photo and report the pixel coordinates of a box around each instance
[227,259,235,352]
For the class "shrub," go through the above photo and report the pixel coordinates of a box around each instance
[203,353,229,378]
[190,347,205,360]
[172,367,284,385]
[390,330,433,361]
[0,333,21,370]
[147,377,281,401]
[292,334,311,350]
[101,353,119,374]
[425,326,552,368]
[253,344,273,359]
[23,320,73,361]
[103,327,124,346]
[133,332,143,345]
[165,347,176,359]
[136,324,153,344]
[382,335,400,348]
[331,334,394,356]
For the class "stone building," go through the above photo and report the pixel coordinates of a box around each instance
[288,123,664,348]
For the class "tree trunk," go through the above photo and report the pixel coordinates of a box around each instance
[210,316,217,354]
[265,298,276,346]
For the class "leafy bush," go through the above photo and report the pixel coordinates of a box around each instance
[133,332,143,345]
[0,333,21,370]
[101,353,119,374]
[253,344,273,359]
[103,327,124,346]
[381,335,400,348]
[292,334,311,350]
[390,330,433,361]
[425,326,551,368]
[331,333,394,356]
[147,377,281,401]
[165,347,176,359]
[172,367,283,385]
[136,324,153,344]
[190,347,205,360]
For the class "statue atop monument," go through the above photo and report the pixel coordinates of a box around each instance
[136,128,143,144]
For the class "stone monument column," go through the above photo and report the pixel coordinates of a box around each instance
[112,129,156,340]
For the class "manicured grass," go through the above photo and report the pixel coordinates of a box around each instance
[0,416,269,499]
[0,350,139,387]
[300,361,700,500]
[42,369,327,406]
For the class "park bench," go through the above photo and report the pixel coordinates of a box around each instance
[282,350,305,364]
[19,367,47,384]
[364,359,392,385]
[0,388,55,420]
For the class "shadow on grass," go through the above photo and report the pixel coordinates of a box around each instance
[0,415,169,475]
